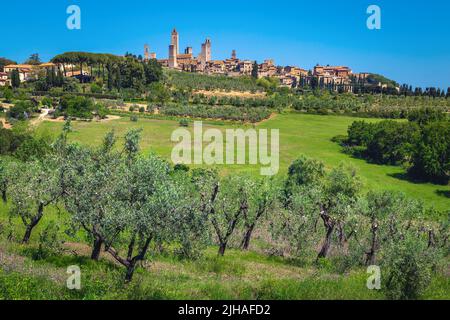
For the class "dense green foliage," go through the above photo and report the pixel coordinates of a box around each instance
[337,109,449,183]
[165,69,261,92]
[51,52,162,92]
[55,95,107,120]
[293,91,450,118]
[0,124,51,160]
[160,103,271,122]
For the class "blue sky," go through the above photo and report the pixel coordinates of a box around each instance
[1,0,449,88]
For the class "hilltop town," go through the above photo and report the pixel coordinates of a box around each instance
[0,28,398,94]
[152,28,374,93]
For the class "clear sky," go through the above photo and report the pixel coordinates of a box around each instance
[1,0,449,89]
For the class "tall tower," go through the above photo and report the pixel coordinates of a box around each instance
[144,44,150,61]
[169,44,178,68]
[171,28,179,55]
[231,49,236,60]
[205,38,211,61]
[200,38,212,66]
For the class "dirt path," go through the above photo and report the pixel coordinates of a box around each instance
[29,109,50,127]
[0,245,67,284]
[0,118,12,129]
[35,113,122,124]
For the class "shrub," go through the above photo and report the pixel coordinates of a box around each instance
[382,235,438,300]
[7,100,35,120]
[179,119,189,127]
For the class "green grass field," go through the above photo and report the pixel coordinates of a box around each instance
[1,112,448,300]
[36,113,449,212]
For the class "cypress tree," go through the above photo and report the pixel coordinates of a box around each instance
[11,69,20,88]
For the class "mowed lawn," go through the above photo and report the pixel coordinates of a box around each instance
[36,113,450,211]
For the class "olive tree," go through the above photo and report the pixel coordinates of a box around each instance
[362,191,421,266]
[0,158,10,203]
[270,185,322,259]
[62,130,121,260]
[316,163,362,260]
[382,234,439,300]
[104,154,204,281]
[240,177,278,250]
[283,155,325,206]
[8,161,60,243]
[193,170,250,256]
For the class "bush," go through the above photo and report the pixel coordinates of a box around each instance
[57,95,95,120]
[7,100,35,120]
[382,235,438,300]
[130,115,138,122]
[41,96,54,108]
[179,119,189,127]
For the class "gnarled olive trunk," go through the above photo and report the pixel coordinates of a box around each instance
[1,189,6,203]
[365,221,378,266]
[22,202,44,244]
[218,242,227,256]
[241,225,255,250]
[107,235,152,283]
[317,211,335,261]
[91,237,103,261]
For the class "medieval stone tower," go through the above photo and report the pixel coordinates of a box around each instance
[169,44,178,68]
[200,38,212,66]
[171,28,179,55]
[144,44,150,61]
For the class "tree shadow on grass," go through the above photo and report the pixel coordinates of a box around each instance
[436,190,450,199]
[387,172,427,185]
[388,172,450,187]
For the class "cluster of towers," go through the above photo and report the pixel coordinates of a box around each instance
[144,28,213,71]
[168,28,211,69]
[143,44,156,61]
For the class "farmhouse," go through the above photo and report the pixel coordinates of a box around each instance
[3,64,33,82]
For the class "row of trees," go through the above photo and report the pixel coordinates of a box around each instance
[160,103,272,123]
[338,108,449,183]
[0,124,447,298]
[293,91,450,118]
[50,52,163,91]
[165,69,262,93]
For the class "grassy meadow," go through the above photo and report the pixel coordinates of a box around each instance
[36,113,450,212]
[0,112,448,300]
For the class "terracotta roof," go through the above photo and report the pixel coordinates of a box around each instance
[4,64,34,69]
[177,54,193,59]
[39,62,56,68]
